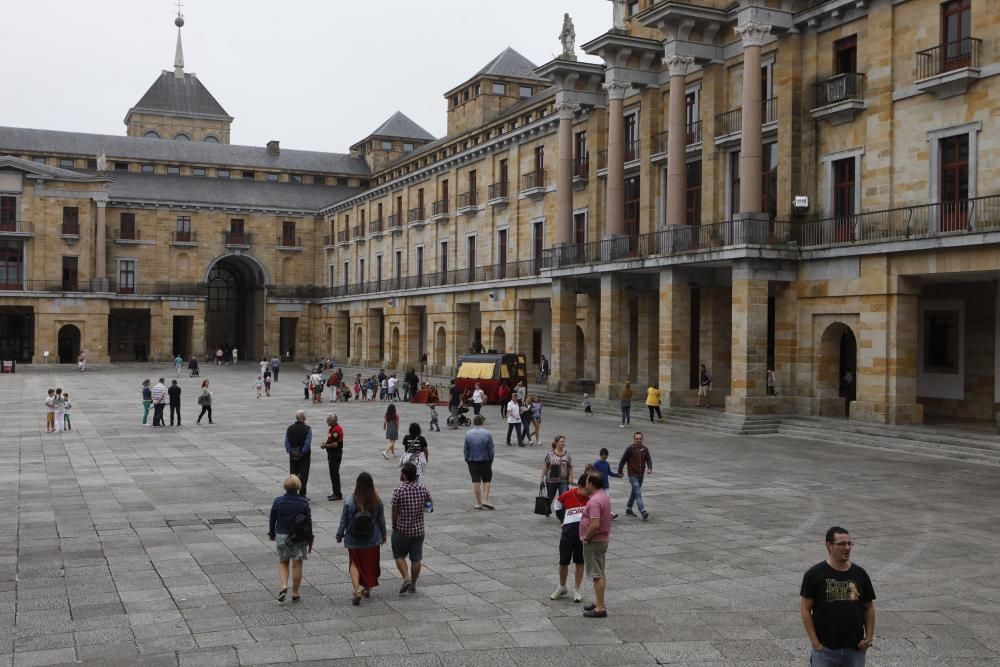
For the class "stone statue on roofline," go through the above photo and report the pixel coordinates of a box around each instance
[611,0,628,30]
[559,13,577,60]
[96,150,107,174]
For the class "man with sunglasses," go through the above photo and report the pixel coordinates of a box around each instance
[800,526,876,666]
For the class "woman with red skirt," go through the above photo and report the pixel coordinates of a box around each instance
[336,472,387,605]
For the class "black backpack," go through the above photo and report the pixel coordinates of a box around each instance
[349,507,375,540]
[288,512,313,544]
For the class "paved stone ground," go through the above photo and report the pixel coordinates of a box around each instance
[2,365,1000,666]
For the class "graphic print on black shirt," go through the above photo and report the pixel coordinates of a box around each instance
[800,561,876,650]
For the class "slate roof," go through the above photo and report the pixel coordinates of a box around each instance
[367,112,435,142]
[0,126,371,176]
[474,47,545,81]
[129,71,232,120]
[0,155,112,183]
[106,172,356,212]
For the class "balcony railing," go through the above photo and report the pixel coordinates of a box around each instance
[0,220,33,235]
[686,121,702,145]
[596,150,608,170]
[520,170,546,192]
[171,230,197,244]
[572,156,589,179]
[653,131,668,155]
[114,228,140,241]
[407,207,425,224]
[352,224,366,238]
[458,191,478,208]
[763,97,777,124]
[370,218,384,235]
[917,38,981,79]
[323,234,335,248]
[6,279,209,296]
[716,108,741,136]
[387,214,401,230]
[337,230,350,244]
[814,73,866,107]
[487,182,509,202]
[224,231,252,247]
[278,235,302,248]
[431,199,449,218]
[625,139,640,162]
[61,223,80,237]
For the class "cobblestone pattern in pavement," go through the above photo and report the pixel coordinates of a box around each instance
[1,365,1000,666]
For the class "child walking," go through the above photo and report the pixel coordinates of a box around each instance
[592,447,621,520]
[253,376,264,399]
[45,389,56,432]
[428,405,441,432]
[263,369,272,396]
[581,393,593,415]
[62,393,73,431]
[54,388,66,432]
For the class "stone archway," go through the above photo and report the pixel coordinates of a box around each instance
[204,255,267,360]
[434,326,447,370]
[492,326,506,353]
[57,324,80,364]
[817,322,858,418]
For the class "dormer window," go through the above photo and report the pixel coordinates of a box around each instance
[474,83,481,96]
[519,86,533,97]
[167,165,180,175]
[381,141,393,150]
[492,82,506,95]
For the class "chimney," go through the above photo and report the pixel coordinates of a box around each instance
[267,140,280,156]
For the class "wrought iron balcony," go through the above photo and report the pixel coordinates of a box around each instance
[520,170,547,196]
[171,230,197,245]
[277,235,302,249]
[352,224,366,242]
[572,157,589,182]
[812,73,866,124]
[323,234,335,249]
[223,231,252,247]
[113,228,141,242]
[387,214,402,231]
[915,38,982,98]
[431,199,450,221]
[337,229,350,245]
[0,220,33,237]
[61,222,80,237]
[369,218,384,237]
[457,191,479,214]
[487,182,509,206]
[407,207,426,226]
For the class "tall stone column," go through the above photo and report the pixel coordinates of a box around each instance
[550,278,578,391]
[94,197,108,288]
[726,260,773,415]
[658,268,691,407]
[735,22,770,216]
[555,102,576,247]
[602,81,632,237]
[597,274,628,399]
[664,56,693,227]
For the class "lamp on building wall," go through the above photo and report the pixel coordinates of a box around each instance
[386,298,396,307]
[487,291,497,301]
[793,195,810,212]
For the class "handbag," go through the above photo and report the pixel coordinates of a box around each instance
[533,483,551,516]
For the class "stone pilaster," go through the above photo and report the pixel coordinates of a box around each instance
[597,273,628,399]
[726,260,776,415]
[555,102,577,246]
[94,197,108,289]
[664,56,693,227]
[636,288,659,388]
[735,22,770,216]
[603,81,632,237]
[550,278,578,390]
[658,268,692,407]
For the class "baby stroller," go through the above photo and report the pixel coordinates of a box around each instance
[447,401,472,428]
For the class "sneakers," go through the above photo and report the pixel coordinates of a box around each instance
[573,591,583,603]
[611,513,619,520]
[642,511,649,521]
[625,509,637,518]
[619,424,625,428]
[399,580,411,595]
[550,586,568,600]
[381,451,390,459]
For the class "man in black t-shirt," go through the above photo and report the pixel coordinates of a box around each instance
[448,379,461,430]
[800,526,876,666]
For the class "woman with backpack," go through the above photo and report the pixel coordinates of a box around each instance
[196,379,213,425]
[267,475,312,603]
[336,472,387,605]
[400,422,430,485]
[382,403,400,460]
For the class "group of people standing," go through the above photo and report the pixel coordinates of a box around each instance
[139,376,214,426]
[44,388,73,432]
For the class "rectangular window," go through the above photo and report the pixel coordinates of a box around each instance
[166,165,180,175]
[59,158,74,168]
[532,221,544,273]
[242,171,255,180]
[118,259,136,294]
[0,240,24,289]
[120,212,136,240]
[833,157,856,220]
[192,166,206,177]
[114,162,129,171]
[62,207,79,235]
[685,161,702,227]
[229,218,245,244]
[0,196,16,229]
[519,86,533,97]
[290,174,302,183]
[403,143,414,152]
[940,134,970,231]
[381,140,393,150]
[62,256,78,291]
[375,255,383,288]
[492,82,506,95]
[624,176,640,237]
[924,310,959,373]
[497,229,508,277]
[574,131,587,160]
[573,212,586,246]
[313,175,325,185]
[337,177,348,186]
[468,170,477,205]
[467,236,476,282]
[416,246,424,286]
[499,159,509,196]
[343,261,349,288]
[394,249,402,282]
[762,142,777,219]
[534,146,544,175]
[282,221,296,246]
[624,113,638,161]
[440,241,448,276]
[32,156,47,164]
[729,151,741,218]
[266,173,279,182]
[359,258,365,283]
[218,169,230,178]
[86,159,97,170]
[834,35,858,75]
[941,0,972,49]
[141,164,154,174]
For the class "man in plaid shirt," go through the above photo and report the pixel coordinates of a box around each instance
[391,462,432,595]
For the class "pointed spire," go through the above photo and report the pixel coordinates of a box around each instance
[173,4,185,79]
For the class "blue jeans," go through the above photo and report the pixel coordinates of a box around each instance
[620,402,631,425]
[626,476,645,513]
[545,481,569,516]
[810,647,866,667]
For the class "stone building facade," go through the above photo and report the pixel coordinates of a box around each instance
[2,0,999,425]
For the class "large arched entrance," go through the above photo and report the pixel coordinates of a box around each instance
[492,326,506,353]
[389,326,400,367]
[57,324,80,364]
[205,255,267,360]
[353,326,363,360]
[818,322,858,418]
[434,326,446,370]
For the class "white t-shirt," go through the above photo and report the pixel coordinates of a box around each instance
[45,395,55,413]
[472,388,485,405]
[388,377,397,392]
[506,400,521,423]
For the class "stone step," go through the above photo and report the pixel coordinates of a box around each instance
[782,417,1000,452]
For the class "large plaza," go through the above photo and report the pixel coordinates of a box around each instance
[1,365,999,666]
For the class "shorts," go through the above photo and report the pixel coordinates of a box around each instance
[275,534,308,562]
[467,461,493,483]
[583,541,608,579]
[559,538,584,566]
[391,532,425,562]
[698,385,710,396]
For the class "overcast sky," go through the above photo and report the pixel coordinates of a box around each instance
[2,1,613,154]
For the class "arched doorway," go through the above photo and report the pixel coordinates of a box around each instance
[575,326,585,379]
[205,255,266,360]
[354,326,363,360]
[57,324,80,364]
[390,326,400,367]
[818,322,858,418]
[492,326,506,353]
[434,326,446,370]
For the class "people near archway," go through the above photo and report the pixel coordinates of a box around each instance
[141,379,152,426]
[267,475,313,604]
[619,382,633,428]
[151,378,167,427]
[310,369,324,404]
[767,368,777,396]
[697,364,712,408]
[61,393,72,431]
[215,347,224,366]
[188,356,199,377]
[471,382,485,417]
[196,379,213,424]
[77,351,86,372]
[271,355,281,381]
[263,368,272,396]
[382,403,400,459]
[174,353,184,377]
[168,380,181,426]
[53,388,66,433]
[645,383,662,423]
[232,347,239,365]
[45,389,56,433]
[498,381,511,419]
[285,410,312,497]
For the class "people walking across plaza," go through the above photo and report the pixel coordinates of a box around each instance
[382,403,400,459]
[400,422,429,486]
[767,368,777,396]
[428,405,440,432]
[592,448,620,520]
[232,346,239,365]
[45,388,55,432]
[498,381,510,419]
[215,346,223,366]
[141,379,152,426]
[188,355,200,377]
[253,375,264,399]
[61,393,72,430]
[582,393,593,415]
[322,414,344,501]
[53,388,66,432]
[336,472,387,605]
[259,357,268,377]
[447,379,461,430]
[168,379,181,426]
[263,368,272,396]
[515,379,527,403]
[520,394,534,442]
[505,393,523,446]
[174,353,183,377]
[151,378,167,427]
[464,414,495,510]
[392,462,432,595]
[471,382,485,417]
[800,526,876,666]
[550,473,590,603]
[617,432,653,520]
[645,382,663,422]
[310,369,324,403]
[540,435,574,518]
[271,355,280,381]
[530,396,542,445]
[580,473,613,618]
[698,364,712,407]
[268,475,312,603]
[196,379,213,424]
[77,350,86,372]
[619,381,632,427]
[285,410,312,497]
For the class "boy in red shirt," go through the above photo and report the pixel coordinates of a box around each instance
[549,474,591,603]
